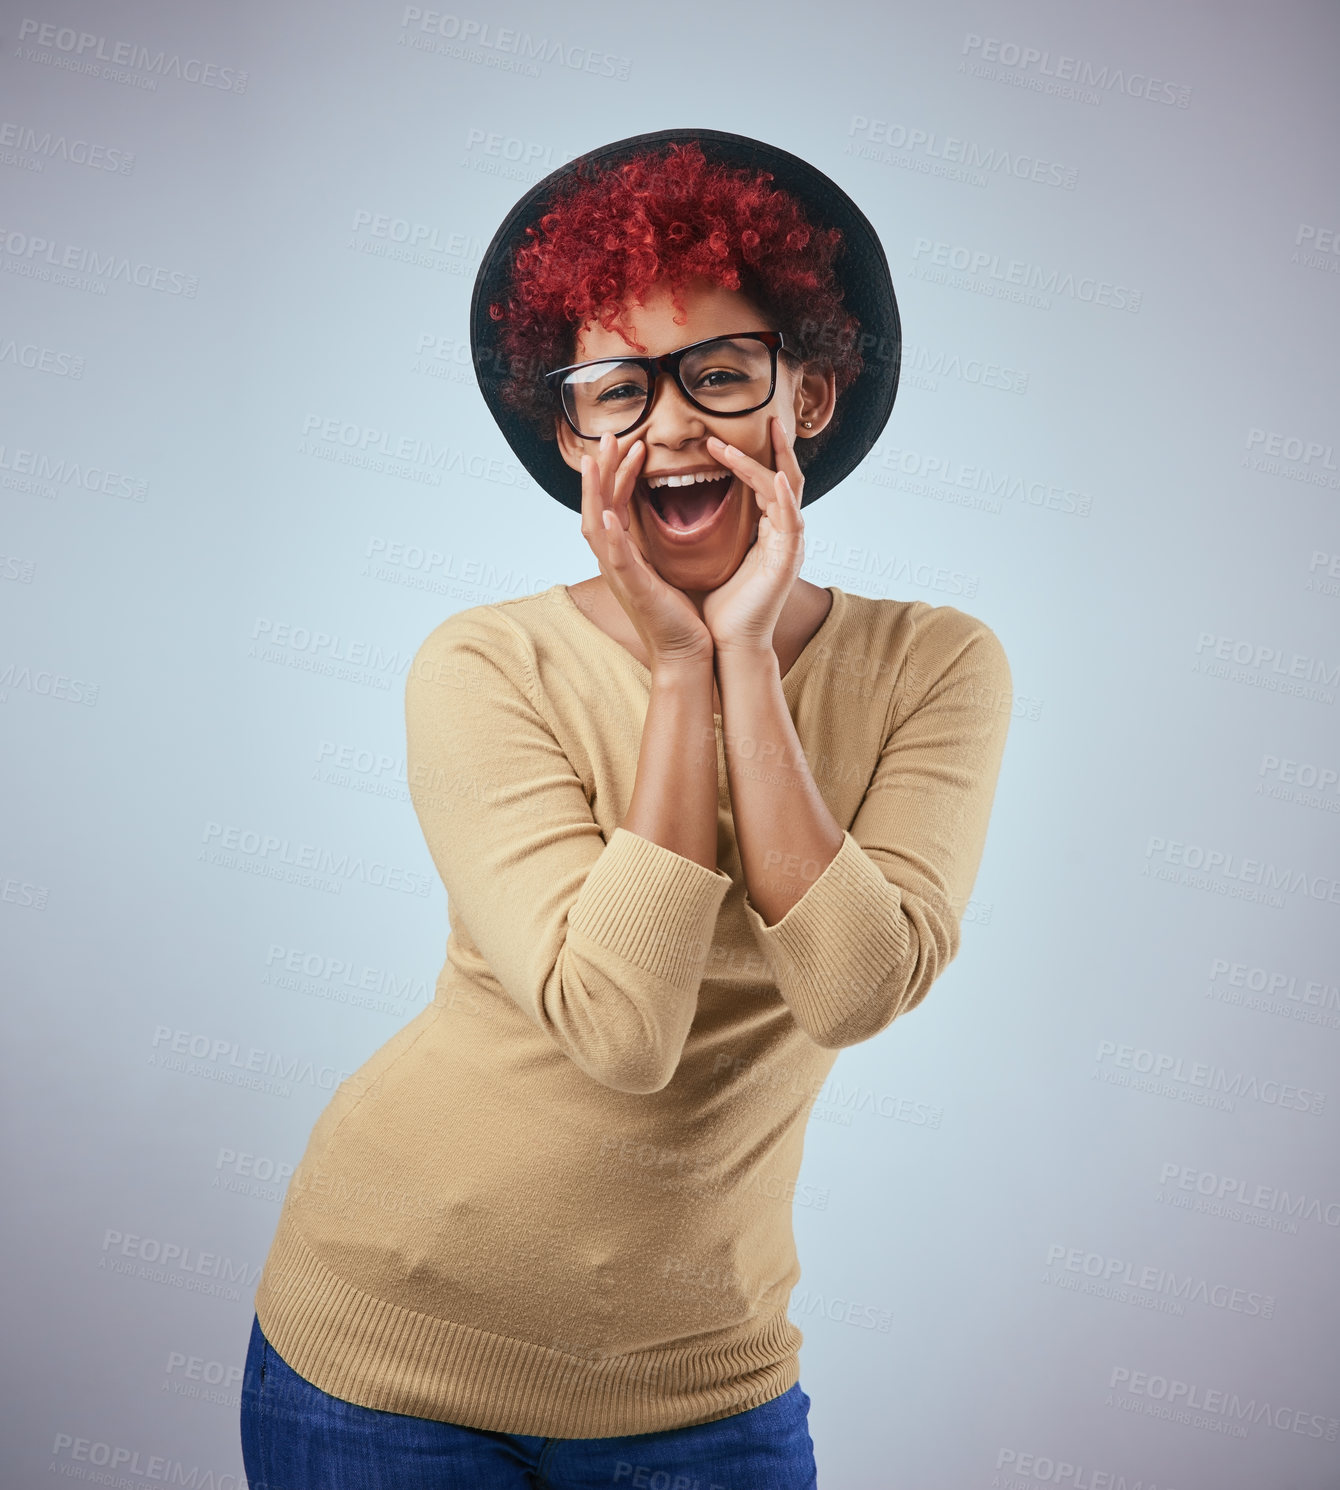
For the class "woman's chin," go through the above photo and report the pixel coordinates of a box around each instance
[637,522,739,585]
[645,544,745,596]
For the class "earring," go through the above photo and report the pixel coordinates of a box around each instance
[802,420,813,428]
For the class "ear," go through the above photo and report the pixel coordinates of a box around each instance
[554,416,586,473]
[792,363,838,439]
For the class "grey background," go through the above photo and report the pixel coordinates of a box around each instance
[2,1,1337,1485]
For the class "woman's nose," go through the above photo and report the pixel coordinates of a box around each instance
[642,373,707,445]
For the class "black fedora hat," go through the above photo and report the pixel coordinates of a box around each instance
[469,128,900,514]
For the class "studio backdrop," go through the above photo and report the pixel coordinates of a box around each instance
[3,2,1337,1486]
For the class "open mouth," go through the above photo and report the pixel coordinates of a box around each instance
[638,472,735,537]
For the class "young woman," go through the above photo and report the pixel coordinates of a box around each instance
[240,130,1012,1489]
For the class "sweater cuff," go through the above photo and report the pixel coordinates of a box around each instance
[567,826,733,988]
[741,830,912,1035]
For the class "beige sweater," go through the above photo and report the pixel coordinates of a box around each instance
[253,581,1012,1437]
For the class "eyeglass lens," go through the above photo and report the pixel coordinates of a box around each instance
[559,336,775,438]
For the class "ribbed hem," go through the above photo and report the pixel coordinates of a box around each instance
[742,830,912,1044]
[253,1209,802,1438]
[568,826,733,988]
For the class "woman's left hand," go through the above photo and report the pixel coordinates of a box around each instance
[700,416,806,656]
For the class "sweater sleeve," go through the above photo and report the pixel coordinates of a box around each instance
[739,604,1013,1049]
[405,605,732,1095]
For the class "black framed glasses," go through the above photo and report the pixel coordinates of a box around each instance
[544,330,788,441]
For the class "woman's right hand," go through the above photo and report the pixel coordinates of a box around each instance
[579,431,715,671]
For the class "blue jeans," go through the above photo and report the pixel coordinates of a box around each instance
[240,1312,818,1489]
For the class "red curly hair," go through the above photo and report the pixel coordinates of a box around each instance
[488,140,864,464]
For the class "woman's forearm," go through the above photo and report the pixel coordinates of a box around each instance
[621,658,720,872]
[716,648,844,924]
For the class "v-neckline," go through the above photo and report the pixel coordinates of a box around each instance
[553,583,844,721]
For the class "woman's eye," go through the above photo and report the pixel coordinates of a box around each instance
[696,368,746,389]
[596,383,643,402]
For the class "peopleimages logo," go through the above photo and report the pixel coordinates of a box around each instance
[16,18,248,92]
[264,944,435,1007]
[460,126,578,180]
[1243,427,1340,489]
[1293,223,1340,275]
[1108,1367,1338,1442]
[349,210,482,262]
[0,226,198,296]
[199,821,433,897]
[148,1024,362,1097]
[865,441,1094,518]
[994,1447,1177,1489]
[99,1225,260,1289]
[1246,427,1337,468]
[900,341,1030,394]
[1194,629,1340,692]
[0,337,84,377]
[1043,1243,1275,1319]
[0,661,98,706]
[215,1146,294,1198]
[1144,833,1340,906]
[911,238,1141,311]
[960,33,1192,107]
[50,1431,245,1488]
[1094,1038,1326,1116]
[0,439,147,501]
[789,1288,893,1332]
[0,119,134,173]
[844,115,1077,191]
[1158,1162,1340,1230]
[300,414,529,487]
[398,8,632,80]
[2,875,48,909]
[1209,956,1339,1013]
[1257,751,1340,806]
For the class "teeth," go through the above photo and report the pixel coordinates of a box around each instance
[647,471,730,489]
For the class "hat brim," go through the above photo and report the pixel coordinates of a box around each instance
[470,128,900,513]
